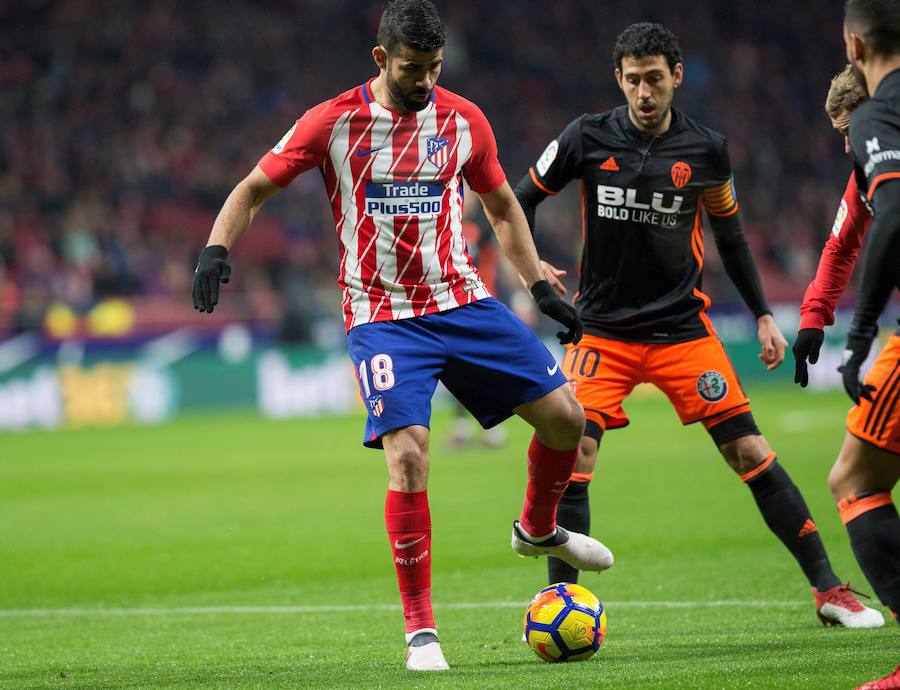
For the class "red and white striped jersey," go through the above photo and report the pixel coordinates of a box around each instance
[258,79,506,331]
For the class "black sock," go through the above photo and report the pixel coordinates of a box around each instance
[744,458,841,591]
[548,480,590,585]
[844,498,900,614]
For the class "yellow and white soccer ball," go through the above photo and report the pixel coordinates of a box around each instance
[523,582,607,662]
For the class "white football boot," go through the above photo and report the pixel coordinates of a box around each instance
[405,629,449,671]
[511,521,614,572]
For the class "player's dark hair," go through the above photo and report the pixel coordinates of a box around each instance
[613,22,683,73]
[377,0,447,56]
[845,0,900,58]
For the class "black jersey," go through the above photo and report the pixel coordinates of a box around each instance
[521,106,767,343]
[849,69,900,336]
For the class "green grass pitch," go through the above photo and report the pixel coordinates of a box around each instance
[1,385,896,689]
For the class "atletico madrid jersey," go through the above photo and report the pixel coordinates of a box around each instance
[799,172,871,331]
[527,106,742,343]
[258,80,506,331]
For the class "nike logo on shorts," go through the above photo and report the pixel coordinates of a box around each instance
[547,363,559,376]
[394,535,427,549]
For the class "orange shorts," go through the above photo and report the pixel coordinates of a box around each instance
[563,334,751,432]
[847,335,900,455]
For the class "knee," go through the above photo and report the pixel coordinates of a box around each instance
[566,400,587,441]
[578,434,597,460]
[384,430,429,492]
[719,434,771,476]
[574,435,599,475]
[390,446,428,491]
[826,434,884,501]
[827,446,862,500]
[543,396,586,449]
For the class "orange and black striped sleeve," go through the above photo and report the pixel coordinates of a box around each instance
[701,176,739,217]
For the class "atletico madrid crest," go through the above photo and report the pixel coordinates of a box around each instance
[427,136,450,168]
[368,395,385,418]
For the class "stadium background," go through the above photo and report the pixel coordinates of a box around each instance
[3,0,900,430]
[4,2,900,688]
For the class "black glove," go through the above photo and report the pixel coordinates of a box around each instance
[838,332,877,404]
[192,245,232,313]
[531,279,583,345]
[791,328,824,388]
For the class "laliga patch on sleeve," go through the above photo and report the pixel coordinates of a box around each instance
[273,124,296,154]
[831,198,848,237]
[536,140,559,177]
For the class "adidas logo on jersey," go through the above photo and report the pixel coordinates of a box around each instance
[599,156,620,171]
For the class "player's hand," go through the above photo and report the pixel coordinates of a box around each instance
[518,260,568,296]
[192,245,232,313]
[791,328,824,388]
[838,333,877,405]
[540,260,568,296]
[757,314,787,371]
[531,279,583,345]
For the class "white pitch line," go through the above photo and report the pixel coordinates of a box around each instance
[0,600,808,618]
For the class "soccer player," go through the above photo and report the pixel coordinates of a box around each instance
[191,0,614,672]
[838,1,900,686]
[839,3,900,618]
[793,64,870,390]
[793,58,899,690]
[514,22,881,627]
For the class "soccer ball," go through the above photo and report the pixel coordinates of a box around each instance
[523,582,607,662]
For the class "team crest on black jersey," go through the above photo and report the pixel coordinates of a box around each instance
[696,371,728,402]
[427,136,450,168]
[671,161,692,189]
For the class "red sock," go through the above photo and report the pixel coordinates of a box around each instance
[385,489,434,634]
[519,435,578,537]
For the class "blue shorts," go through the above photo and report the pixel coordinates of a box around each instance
[346,297,568,448]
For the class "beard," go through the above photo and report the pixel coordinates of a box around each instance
[849,61,869,95]
[386,71,431,112]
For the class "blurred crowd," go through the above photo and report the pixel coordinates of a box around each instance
[1,0,858,342]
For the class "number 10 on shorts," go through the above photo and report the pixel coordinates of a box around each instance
[358,354,396,397]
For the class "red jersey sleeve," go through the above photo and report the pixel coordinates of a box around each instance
[461,106,506,194]
[798,172,872,329]
[258,101,332,187]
